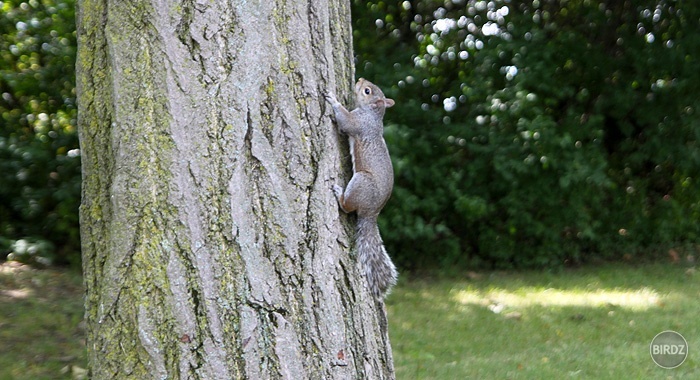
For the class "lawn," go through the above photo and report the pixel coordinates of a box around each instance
[1,261,698,379]
[0,262,86,380]
[387,262,700,379]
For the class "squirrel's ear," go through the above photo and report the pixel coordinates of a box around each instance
[384,98,395,108]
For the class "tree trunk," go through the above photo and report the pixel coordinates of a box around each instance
[76,0,394,378]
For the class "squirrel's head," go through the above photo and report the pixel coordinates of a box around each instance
[355,78,395,112]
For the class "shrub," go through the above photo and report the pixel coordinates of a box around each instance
[354,1,700,270]
[0,0,80,266]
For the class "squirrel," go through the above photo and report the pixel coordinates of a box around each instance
[325,78,398,299]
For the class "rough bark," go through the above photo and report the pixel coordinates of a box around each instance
[76,0,394,378]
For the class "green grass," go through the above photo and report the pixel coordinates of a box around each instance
[0,262,86,380]
[1,261,698,379]
[387,262,700,379]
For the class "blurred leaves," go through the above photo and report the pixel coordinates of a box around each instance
[1,0,699,270]
[354,0,700,269]
[1,0,80,266]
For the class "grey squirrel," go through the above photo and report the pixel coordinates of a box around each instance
[325,78,398,299]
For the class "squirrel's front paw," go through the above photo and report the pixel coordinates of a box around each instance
[324,91,340,106]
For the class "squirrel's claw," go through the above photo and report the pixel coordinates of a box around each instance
[332,184,344,199]
[324,91,340,106]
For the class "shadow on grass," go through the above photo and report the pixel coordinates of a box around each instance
[1,261,696,379]
[0,261,86,380]
[387,262,699,379]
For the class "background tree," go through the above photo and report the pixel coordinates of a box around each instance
[77,0,394,378]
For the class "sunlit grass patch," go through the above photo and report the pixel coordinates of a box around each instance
[387,263,700,379]
[453,286,663,311]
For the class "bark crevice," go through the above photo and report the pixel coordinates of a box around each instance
[78,0,395,378]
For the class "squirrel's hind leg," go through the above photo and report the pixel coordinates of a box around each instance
[332,184,353,213]
[334,172,377,215]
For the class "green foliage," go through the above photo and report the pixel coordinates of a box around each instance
[354,1,700,269]
[0,0,80,266]
[2,0,699,271]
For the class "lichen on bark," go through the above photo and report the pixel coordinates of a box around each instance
[78,0,394,378]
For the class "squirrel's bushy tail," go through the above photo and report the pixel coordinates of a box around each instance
[356,216,398,299]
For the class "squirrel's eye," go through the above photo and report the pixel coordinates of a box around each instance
[364,87,371,95]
